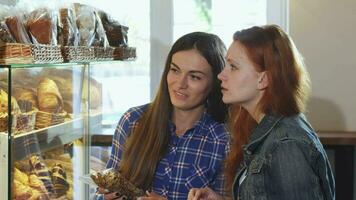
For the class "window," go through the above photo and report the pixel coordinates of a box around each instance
[173,0,267,45]
[76,0,151,125]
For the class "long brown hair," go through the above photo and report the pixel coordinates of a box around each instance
[225,25,311,188]
[120,32,228,190]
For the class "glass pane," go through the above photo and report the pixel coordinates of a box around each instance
[174,0,267,46]
[7,65,88,200]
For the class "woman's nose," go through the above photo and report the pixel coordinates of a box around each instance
[218,68,226,81]
[178,75,188,88]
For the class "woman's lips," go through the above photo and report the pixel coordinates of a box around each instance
[174,90,187,99]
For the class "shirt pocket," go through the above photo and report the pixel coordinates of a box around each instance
[184,164,213,189]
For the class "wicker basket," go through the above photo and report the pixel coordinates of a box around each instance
[31,44,63,64]
[0,109,37,134]
[0,43,32,64]
[94,46,114,61]
[113,46,136,60]
[35,110,67,129]
[0,43,63,64]
[61,46,96,62]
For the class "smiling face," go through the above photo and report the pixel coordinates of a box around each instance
[167,49,213,112]
[218,41,267,112]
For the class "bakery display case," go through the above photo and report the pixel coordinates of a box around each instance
[0,2,138,199]
[0,63,94,200]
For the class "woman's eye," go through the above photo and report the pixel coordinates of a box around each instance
[170,68,179,73]
[230,64,238,71]
[190,75,201,80]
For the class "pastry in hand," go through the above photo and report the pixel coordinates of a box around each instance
[37,78,63,113]
[91,168,145,200]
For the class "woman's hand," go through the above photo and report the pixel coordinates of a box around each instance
[96,187,127,200]
[188,187,224,200]
[137,191,167,200]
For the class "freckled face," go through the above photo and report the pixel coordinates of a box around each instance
[167,49,213,111]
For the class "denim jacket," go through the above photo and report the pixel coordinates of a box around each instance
[232,113,335,200]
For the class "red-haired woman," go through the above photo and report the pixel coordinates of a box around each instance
[188,25,335,200]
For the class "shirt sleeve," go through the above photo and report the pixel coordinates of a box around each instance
[106,109,133,170]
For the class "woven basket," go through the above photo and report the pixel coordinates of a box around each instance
[0,43,63,64]
[31,44,63,64]
[0,109,37,134]
[113,46,136,60]
[62,46,96,62]
[0,43,32,64]
[35,110,67,129]
[61,46,96,62]
[94,46,114,61]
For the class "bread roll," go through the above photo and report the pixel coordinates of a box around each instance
[0,89,21,114]
[13,88,38,109]
[29,174,48,194]
[13,179,33,200]
[14,167,29,185]
[37,78,63,113]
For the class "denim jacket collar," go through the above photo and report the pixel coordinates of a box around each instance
[243,112,283,154]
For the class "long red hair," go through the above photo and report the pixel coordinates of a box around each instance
[224,25,311,188]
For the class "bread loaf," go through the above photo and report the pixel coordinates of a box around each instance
[0,89,21,114]
[74,3,96,46]
[37,78,63,113]
[26,8,56,45]
[98,10,128,47]
[0,21,15,44]
[5,16,22,42]
[58,8,78,46]
[13,88,38,109]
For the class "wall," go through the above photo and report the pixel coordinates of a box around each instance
[290,0,356,132]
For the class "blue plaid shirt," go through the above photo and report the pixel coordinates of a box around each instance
[106,104,230,200]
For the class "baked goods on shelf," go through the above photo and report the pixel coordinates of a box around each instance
[13,149,74,199]
[13,88,38,110]
[37,78,63,113]
[51,163,70,197]
[4,16,31,43]
[74,3,96,47]
[25,8,57,45]
[0,89,21,114]
[0,21,16,44]
[13,179,33,200]
[98,10,128,47]
[29,154,55,194]
[58,8,79,46]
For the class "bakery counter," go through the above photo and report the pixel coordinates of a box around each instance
[6,117,85,161]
